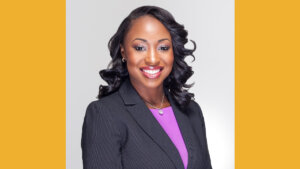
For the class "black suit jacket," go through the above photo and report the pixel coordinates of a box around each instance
[81,78,212,169]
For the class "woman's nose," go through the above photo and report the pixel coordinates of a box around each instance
[145,48,160,66]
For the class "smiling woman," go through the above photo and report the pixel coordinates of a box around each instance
[81,6,212,169]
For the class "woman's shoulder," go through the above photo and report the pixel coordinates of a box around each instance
[84,91,127,129]
[183,99,204,118]
[185,99,202,111]
[88,90,122,108]
[85,88,131,122]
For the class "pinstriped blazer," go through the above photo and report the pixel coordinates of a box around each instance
[81,78,212,169]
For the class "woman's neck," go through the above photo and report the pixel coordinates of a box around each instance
[130,80,170,108]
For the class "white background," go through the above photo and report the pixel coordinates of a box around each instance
[67,0,234,169]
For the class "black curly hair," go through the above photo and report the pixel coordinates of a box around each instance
[98,5,196,110]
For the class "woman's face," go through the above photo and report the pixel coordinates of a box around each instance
[121,15,174,90]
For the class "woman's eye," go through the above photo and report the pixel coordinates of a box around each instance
[158,46,170,51]
[134,46,146,51]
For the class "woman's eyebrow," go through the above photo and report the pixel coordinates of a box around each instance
[158,38,170,42]
[132,38,171,43]
[132,38,147,42]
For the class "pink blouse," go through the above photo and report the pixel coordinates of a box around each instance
[149,106,188,169]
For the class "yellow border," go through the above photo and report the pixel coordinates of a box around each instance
[1,0,300,168]
[236,0,300,168]
[0,1,65,168]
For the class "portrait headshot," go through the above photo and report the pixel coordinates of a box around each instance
[67,1,234,169]
[2,0,298,168]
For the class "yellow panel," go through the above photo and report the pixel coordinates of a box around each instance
[236,0,300,168]
[0,0,65,168]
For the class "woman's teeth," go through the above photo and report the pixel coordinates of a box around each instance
[143,69,160,74]
[141,68,162,79]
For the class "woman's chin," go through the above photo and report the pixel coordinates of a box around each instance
[135,79,163,90]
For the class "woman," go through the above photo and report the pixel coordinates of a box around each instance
[81,6,212,169]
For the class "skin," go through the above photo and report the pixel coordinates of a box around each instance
[120,15,174,108]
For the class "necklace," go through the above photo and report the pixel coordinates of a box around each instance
[144,94,165,115]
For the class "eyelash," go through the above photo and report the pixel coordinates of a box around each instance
[158,46,170,51]
[134,46,146,51]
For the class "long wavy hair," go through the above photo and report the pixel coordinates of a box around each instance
[98,5,196,110]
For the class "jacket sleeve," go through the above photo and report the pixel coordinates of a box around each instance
[195,103,213,169]
[81,101,123,169]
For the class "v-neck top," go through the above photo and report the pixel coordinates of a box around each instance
[149,106,188,169]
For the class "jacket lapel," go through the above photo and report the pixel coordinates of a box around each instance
[118,79,185,169]
[168,93,200,169]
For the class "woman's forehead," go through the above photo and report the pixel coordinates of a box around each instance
[125,15,171,43]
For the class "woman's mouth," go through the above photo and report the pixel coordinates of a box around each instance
[140,66,163,79]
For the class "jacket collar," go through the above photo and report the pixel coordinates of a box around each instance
[118,78,144,105]
[118,78,200,169]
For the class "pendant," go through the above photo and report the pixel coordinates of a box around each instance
[158,109,164,115]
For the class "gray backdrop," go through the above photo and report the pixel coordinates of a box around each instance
[67,0,234,169]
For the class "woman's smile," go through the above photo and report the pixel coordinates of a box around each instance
[140,66,164,79]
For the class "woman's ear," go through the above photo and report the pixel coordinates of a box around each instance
[120,44,125,59]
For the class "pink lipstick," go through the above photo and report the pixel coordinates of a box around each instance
[140,66,163,79]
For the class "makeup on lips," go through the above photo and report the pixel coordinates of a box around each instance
[140,66,163,79]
